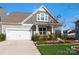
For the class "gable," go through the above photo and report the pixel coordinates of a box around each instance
[39,7,46,11]
[23,5,59,24]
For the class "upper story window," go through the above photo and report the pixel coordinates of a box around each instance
[37,12,48,22]
[41,13,44,20]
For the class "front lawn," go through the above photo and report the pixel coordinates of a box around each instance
[36,44,79,55]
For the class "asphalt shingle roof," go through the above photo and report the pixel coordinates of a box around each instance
[3,12,31,23]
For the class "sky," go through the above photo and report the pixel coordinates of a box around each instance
[0,3,79,30]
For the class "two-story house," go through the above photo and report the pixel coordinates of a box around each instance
[0,5,63,40]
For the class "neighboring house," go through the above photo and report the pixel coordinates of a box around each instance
[75,20,79,39]
[67,29,75,38]
[0,5,63,40]
[63,29,75,39]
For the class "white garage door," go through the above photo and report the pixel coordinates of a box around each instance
[6,29,32,40]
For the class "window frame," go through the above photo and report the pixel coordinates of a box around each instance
[39,27,47,35]
[37,13,48,22]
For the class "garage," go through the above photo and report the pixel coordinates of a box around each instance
[6,28,32,40]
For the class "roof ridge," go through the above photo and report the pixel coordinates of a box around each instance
[11,12,31,13]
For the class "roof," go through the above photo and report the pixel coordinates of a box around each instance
[2,5,60,25]
[2,12,31,23]
[75,20,79,23]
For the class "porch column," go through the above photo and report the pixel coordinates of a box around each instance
[61,26,64,35]
[36,25,39,34]
[52,26,54,34]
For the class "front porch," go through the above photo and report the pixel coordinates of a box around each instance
[31,24,63,36]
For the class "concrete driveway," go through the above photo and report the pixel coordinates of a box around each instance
[0,40,40,55]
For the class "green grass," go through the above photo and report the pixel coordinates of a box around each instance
[36,44,79,55]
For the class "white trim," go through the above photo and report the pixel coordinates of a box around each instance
[2,24,33,34]
[22,24,33,26]
[5,27,32,31]
[2,24,4,33]
[61,26,63,35]
[52,26,54,33]
[36,25,39,34]
[21,5,57,24]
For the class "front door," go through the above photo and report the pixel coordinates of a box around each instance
[39,27,47,35]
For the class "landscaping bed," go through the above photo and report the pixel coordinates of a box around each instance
[36,44,79,55]
[32,33,79,45]
[34,40,79,45]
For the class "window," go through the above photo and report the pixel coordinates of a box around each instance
[39,28,42,31]
[39,27,47,35]
[40,13,44,20]
[37,13,48,21]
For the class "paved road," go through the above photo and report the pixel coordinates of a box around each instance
[0,40,40,55]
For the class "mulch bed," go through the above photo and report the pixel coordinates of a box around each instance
[34,40,79,45]
[69,40,79,43]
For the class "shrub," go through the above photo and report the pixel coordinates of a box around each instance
[43,35,49,41]
[61,34,68,40]
[48,34,57,40]
[32,33,40,41]
[0,33,6,41]
[32,33,60,42]
[32,33,50,41]
[39,36,43,41]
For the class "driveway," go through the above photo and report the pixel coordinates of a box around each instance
[0,40,40,55]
